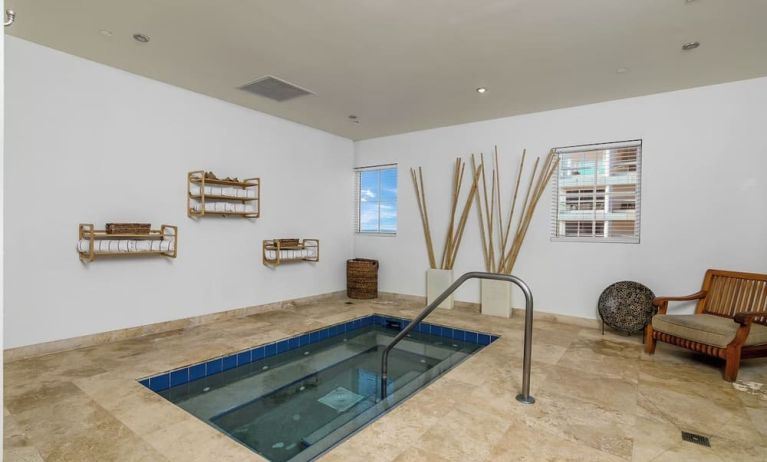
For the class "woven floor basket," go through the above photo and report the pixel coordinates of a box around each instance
[347,259,379,299]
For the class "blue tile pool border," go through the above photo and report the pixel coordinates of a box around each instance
[139,313,499,392]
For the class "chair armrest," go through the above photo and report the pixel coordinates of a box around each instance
[734,311,767,325]
[652,290,707,314]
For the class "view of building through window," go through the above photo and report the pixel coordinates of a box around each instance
[552,141,641,242]
[356,165,397,233]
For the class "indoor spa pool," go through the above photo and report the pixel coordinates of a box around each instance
[140,314,498,462]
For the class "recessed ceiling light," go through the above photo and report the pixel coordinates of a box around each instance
[682,41,700,51]
[616,67,629,74]
[99,29,113,37]
[132,33,150,43]
[476,87,487,94]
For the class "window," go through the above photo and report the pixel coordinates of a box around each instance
[355,165,397,234]
[551,140,641,243]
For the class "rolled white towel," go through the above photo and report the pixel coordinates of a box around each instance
[77,239,90,253]
[236,189,248,199]
[77,238,173,254]
[191,184,220,196]
[246,189,258,199]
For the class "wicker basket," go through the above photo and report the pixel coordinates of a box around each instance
[105,223,151,235]
[347,259,379,299]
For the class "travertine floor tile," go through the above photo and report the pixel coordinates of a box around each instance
[4,295,766,461]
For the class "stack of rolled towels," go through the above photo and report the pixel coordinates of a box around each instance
[189,184,258,199]
[77,228,176,254]
[190,202,258,213]
[264,244,318,261]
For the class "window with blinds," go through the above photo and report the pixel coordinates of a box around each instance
[354,164,398,234]
[551,140,642,243]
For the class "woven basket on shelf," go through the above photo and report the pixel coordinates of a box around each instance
[347,259,379,299]
[105,223,151,234]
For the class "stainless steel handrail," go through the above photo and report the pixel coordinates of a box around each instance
[379,271,535,404]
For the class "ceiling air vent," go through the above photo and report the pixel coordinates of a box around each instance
[239,76,313,102]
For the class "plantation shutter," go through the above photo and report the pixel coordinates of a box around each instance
[551,140,642,243]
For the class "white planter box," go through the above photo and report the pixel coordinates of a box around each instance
[426,269,454,310]
[481,279,512,318]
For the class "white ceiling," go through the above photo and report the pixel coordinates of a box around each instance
[6,1,767,140]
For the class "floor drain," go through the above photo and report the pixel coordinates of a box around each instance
[345,301,353,305]
[681,431,711,447]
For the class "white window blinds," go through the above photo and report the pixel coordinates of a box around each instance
[551,140,642,243]
[354,164,398,234]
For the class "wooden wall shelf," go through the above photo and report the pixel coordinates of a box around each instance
[187,170,260,218]
[77,224,178,262]
[263,239,319,266]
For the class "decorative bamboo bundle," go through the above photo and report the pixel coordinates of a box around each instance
[411,158,482,270]
[472,147,559,275]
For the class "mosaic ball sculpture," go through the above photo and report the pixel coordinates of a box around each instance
[598,281,656,334]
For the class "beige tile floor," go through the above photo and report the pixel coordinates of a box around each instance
[4,296,767,461]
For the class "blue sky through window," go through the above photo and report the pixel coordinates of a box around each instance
[358,167,397,233]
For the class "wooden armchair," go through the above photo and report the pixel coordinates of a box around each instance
[644,269,767,381]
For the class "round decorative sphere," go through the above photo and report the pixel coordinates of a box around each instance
[598,281,656,334]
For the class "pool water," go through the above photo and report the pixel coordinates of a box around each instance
[151,317,494,462]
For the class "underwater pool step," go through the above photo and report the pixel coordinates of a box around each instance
[287,352,469,462]
[180,342,374,419]
[300,370,422,448]
[178,333,449,420]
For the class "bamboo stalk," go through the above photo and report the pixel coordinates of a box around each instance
[478,153,495,272]
[440,159,461,269]
[502,150,559,274]
[410,168,428,265]
[418,167,437,269]
[494,148,504,271]
[411,167,436,269]
[471,155,490,271]
[488,167,497,272]
[498,149,526,269]
[499,156,538,273]
[448,166,483,269]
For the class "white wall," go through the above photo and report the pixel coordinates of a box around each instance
[6,36,767,349]
[4,37,354,348]
[354,77,767,320]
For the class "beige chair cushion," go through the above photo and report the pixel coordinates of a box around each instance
[652,314,767,348]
